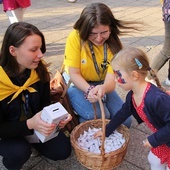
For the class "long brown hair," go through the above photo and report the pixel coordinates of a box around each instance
[0,22,50,82]
[74,3,141,54]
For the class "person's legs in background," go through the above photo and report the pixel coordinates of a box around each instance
[151,22,170,81]
[6,10,19,24]
[6,8,26,24]
[13,8,26,21]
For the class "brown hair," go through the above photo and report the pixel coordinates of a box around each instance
[74,3,141,54]
[0,22,50,83]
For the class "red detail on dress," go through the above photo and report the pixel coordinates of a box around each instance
[132,83,170,168]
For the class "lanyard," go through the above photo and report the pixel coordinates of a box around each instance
[88,41,108,80]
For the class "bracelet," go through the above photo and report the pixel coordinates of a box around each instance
[84,85,95,99]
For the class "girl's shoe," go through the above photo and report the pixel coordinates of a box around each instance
[68,0,77,2]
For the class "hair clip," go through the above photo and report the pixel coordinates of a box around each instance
[135,58,143,69]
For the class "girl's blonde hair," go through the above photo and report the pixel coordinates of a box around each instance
[111,47,165,91]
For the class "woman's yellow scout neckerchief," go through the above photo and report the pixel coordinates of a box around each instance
[0,66,40,103]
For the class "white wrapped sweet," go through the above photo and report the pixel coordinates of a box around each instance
[77,127,125,154]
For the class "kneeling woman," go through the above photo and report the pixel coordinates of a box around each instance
[0,22,72,170]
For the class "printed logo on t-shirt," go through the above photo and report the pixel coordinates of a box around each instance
[81,59,86,64]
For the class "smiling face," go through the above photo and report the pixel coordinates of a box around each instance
[9,34,43,73]
[88,25,110,46]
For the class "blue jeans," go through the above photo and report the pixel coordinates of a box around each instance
[63,73,131,128]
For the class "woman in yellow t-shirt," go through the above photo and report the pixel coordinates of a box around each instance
[63,3,139,125]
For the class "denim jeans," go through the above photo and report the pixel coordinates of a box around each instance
[63,72,131,128]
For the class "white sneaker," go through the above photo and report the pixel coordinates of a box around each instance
[165,78,170,86]
[68,0,77,2]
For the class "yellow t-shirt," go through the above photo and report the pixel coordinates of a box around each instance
[64,30,114,81]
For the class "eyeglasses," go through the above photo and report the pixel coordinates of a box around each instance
[89,30,110,39]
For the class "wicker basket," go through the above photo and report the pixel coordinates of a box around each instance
[70,98,130,170]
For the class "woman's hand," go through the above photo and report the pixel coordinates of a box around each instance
[27,111,56,136]
[87,85,105,103]
[58,114,72,129]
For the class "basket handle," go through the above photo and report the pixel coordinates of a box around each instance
[98,97,106,157]
[92,103,97,119]
[93,97,106,157]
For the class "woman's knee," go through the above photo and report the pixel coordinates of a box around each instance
[2,139,31,169]
[35,132,72,161]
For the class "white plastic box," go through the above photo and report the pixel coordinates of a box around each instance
[35,102,69,143]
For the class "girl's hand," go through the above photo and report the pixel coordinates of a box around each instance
[143,139,152,148]
[58,114,72,129]
[94,130,103,139]
[27,111,56,136]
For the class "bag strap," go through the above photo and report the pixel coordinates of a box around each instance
[59,64,71,99]
[61,80,71,99]
[59,64,65,74]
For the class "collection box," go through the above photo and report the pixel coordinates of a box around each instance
[35,102,69,143]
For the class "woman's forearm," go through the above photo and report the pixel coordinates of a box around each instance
[70,73,90,92]
[103,73,116,93]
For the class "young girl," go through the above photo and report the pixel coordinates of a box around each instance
[94,47,170,170]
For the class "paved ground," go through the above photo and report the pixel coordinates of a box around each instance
[0,0,168,169]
